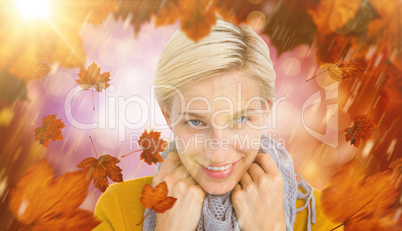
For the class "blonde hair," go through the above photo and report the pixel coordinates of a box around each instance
[154,16,276,113]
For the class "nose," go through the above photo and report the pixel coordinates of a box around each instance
[203,126,233,165]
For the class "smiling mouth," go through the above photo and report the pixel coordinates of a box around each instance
[200,160,239,178]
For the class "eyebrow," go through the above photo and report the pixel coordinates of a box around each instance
[180,108,259,119]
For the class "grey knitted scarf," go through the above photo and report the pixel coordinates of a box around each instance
[142,134,316,231]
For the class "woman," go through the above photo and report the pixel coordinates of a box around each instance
[94,17,342,231]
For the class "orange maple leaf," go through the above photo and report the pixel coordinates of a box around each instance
[77,136,123,192]
[389,158,402,175]
[77,154,123,193]
[139,129,168,165]
[321,159,401,230]
[8,158,102,230]
[345,114,376,147]
[140,149,165,166]
[306,62,364,82]
[33,114,66,148]
[137,181,177,225]
[76,62,111,92]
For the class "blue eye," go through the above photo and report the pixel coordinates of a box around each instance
[187,120,204,126]
[234,116,248,123]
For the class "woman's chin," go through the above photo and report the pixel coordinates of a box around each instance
[200,182,235,195]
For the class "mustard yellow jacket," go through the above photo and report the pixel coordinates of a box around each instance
[93,176,342,231]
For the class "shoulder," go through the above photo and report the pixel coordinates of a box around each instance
[293,187,344,231]
[93,176,153,231]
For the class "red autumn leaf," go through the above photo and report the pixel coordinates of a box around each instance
[140,149,165,166]
[321,159,401,230]
[389,158,402,175]
[140,181,177,212]
[138,129,168,165]
[344,114,376,147]
[77,154,123,193]
[137,181,177,225]
[33,114,66,148]
[306,62,364,82]
[75,62,111,92]
[8,158,102,230]
[77,136,123,192]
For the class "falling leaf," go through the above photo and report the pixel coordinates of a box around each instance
[154,0,181,27]
[8,158,101,230]
[75,62,111,92]
[33,114,66,148]
[138,129,167,165]
[306,62,364,82]
[321,159,401,230]
[77,154,123,192]
[116,0,217,42]
[344,114,376,147]
[77,136,123,192]
[178,0,217,42]
[389,158,402,175]
[140,181,177,212]
[140,149,165,166]
[85,0,119,26]
[113,0,163,36]
[214,0,270,25]
[263,1,317,55]
[137,181,177,225]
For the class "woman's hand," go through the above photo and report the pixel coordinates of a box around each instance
[153,152,206,231]
[231,153,286,231]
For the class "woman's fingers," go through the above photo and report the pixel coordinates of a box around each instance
[248,163,267,182]
[240,171,253,189]
[153,152,181,187]
[254,153,280,176]
[173,165,190,179]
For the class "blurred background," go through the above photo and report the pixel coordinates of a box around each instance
[0,0,400,229]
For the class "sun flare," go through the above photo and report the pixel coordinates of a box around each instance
[16,0,49,17]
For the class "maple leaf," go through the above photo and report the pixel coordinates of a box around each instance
[116,0,217,42]
[77,136,123,192]
[321,159,401,230]
[33,114,66,148]
[262,1,317,56]
[140,149,165,166]
[137,181,177,225]
[8,158,101,230]
[306,62,364,82]
[389,158,402,175]
[214,0,270,25]
[344,114,376,147]
[179,0,217,43]
[86,0,119,26]
[77,154,123,193]
[76,62,111,92]
[138,129,168,165]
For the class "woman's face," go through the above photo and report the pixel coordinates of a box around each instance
[161,70,271,195]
